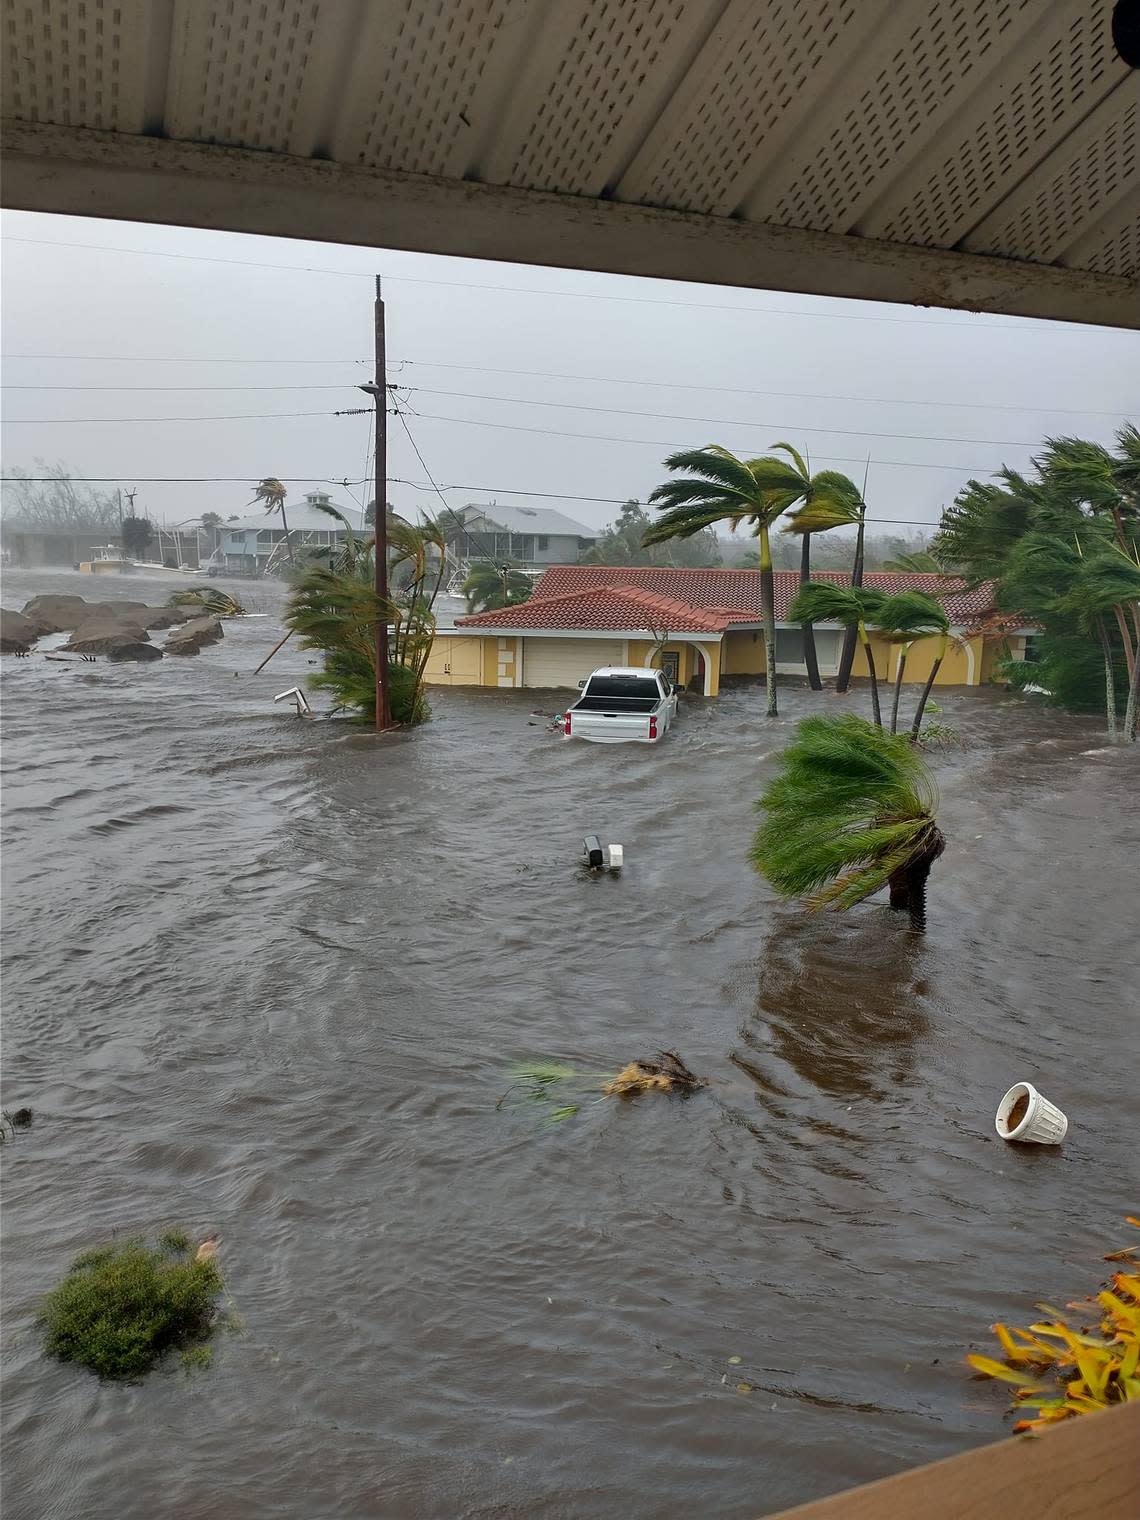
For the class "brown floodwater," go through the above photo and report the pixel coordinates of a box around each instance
[2,568,1137,1520]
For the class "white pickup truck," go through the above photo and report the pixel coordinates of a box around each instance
[562,667,679,744]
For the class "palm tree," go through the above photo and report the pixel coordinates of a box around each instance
[1036,431,1140,684]
[771,444,865,691]
[250,477,293,564]
[881,549,942,572]
[1060,546,1140,742]
[874,591,952,735]
[751,715,945,930]
[790,584,886,726]
[645,445,803,716]
[462,561,533,614]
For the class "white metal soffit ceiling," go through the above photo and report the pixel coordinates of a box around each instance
[2,0,1139,326]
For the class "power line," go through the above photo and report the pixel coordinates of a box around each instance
[4,356,1130,419]
[398,406,1009,473]
[0,472,950,528]
[1,233,1107,334]
[0,380,1076,448]
[2,408,354,424]
[398,385,1044,449]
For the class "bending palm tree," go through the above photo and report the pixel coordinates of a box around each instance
[645,445,803,716]
[874,591,952,734]
[250,477,293,564]
[882,549,942,572]
[790,584,886,726]
[1060,545,1140,742]
[462,561,533,614]
[772,444,866,691]
[751,715,945,931]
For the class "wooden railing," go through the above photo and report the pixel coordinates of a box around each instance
[767,1401,1138,1519]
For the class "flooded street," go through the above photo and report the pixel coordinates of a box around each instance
[2,569,1137,1519]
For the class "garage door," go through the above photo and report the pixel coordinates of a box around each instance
[522,637,626,689]
[424,635,482,686]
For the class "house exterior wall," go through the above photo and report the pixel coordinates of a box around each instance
[853,633,982,686]
[723,629,988,687]
[425,629,996,694]
[628,638,720,697]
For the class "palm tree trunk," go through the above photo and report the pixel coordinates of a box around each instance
[887,826,945,931]
[799,534,822,691]
[759,523,777,717]
[278,503,296,564]
[1096,617,1118,740]
[889,645,909,733]
[835,511,865,693]
[909,634,947,742]
[1111,604,1135,683]
[1123,608,1139,742]
[858,620,881,727]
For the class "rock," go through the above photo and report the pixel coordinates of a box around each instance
[106,641,164,662]
[1,608,37,653]
[133,605,194,630]
[165,615,224,656]
[20,593,91,635]
[66,612,150,654]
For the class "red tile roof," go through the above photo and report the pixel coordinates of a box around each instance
[456,566,999,632]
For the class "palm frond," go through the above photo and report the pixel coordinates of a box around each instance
[750,716,941,912]
[788,584,885,625]
[875,590,951,641]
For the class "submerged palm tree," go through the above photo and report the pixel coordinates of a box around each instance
[790,584,886,726]
[874,591,952,735]
[250,477,293,564]
[751,715,945,930]
[462,561,533,614]
[772,444,866,691]
[645,445,804,716]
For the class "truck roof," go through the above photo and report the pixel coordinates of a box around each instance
[588,667,661,678]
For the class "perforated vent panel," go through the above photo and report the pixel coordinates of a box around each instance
[334,1,524,175]
[502,0,688,194]
[1078,215,1140,280]
[968,97,1137,263]
[166,0,324,151]
[1,0,151,131]
[767,1,1032,235]
[871,4,1127,250]
[624,0,862,215]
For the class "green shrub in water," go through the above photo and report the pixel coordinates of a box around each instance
[38,1235,221,1380]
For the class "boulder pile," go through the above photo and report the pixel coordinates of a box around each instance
[0,594,228,662]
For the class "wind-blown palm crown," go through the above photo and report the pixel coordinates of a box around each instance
[789,583,887,727]
[769,444,865,690]
[646,444,803,716]
[751,715,945,929]
[875,591,952,734]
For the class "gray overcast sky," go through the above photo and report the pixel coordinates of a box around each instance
[2,208,1137,536]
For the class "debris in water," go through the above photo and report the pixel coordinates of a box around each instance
[602,1051,706,1097]
[498,1051,706,1123]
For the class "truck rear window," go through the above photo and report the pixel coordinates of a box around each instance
[584,676,660,700]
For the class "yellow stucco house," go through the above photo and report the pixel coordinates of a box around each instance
[425,566,1026,696]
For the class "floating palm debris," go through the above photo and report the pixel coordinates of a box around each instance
[498,1052,706,1122]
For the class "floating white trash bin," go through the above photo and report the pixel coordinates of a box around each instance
[995,1082,1068,1144]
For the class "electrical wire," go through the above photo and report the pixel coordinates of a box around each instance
[396,405,1009,473]
[3,358,1129,418]
[0,468,956,528]
[397,385,1045,449]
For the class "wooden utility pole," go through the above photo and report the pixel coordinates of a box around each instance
[360,277,391,730]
